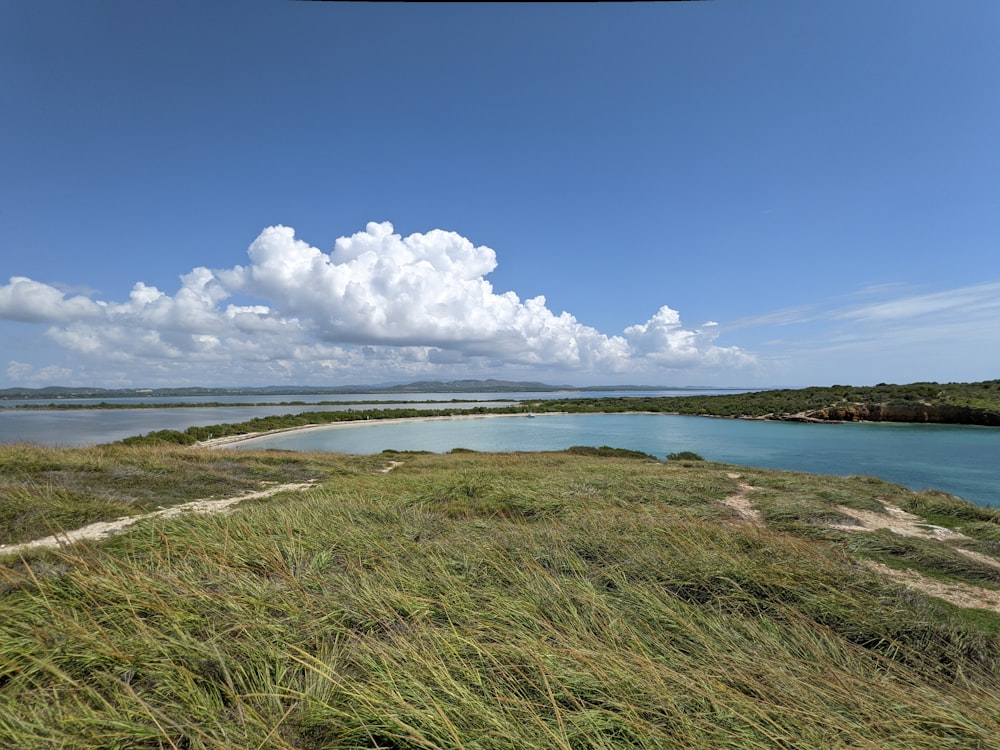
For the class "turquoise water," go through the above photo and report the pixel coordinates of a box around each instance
[230,413,1000,507]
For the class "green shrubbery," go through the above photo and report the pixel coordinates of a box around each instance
[565,445,659,460]
[540,379,1000,420]
[667,450,704,461]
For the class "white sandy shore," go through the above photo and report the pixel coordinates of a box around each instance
[195,411,562,449]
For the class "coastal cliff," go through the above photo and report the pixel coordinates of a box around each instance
[779,403,1000,426]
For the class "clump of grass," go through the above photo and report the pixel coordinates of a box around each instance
[897,490,1000,541]
[566,445,659,461]
[844,528,1000,586]
[757,493,864,533]
[737,472,885,537]
[2,450,1000,748]
[666,450,704,462]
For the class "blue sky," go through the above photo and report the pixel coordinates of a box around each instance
[1,1,998,389]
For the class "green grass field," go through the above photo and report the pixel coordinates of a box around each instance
[2,444,1000,748]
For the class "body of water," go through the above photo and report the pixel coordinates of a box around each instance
[0,390,743,446]
[0,402,513,447]
[0,389,740,408]
[227,413,1000,507]
[3,391,997,507]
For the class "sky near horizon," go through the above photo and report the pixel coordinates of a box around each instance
[1,1,998,390]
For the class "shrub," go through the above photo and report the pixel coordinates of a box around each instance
[667,451,704,462]
[566,446,659,461]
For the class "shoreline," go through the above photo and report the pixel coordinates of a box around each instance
[194,408,988,450]
[196,411,563,449]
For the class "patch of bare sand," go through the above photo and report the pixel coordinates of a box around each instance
[0,481,316,557]
[713,479,1000,613]
[863,560,1000,614]
[828,504,1000,611]
[719,472,761,523]
[828,503,962,540]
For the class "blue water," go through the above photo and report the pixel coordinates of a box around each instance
[0,402,512,447]
[2,392,998,507]
[0,390,743,446]
[228,413,1000,507]
[0,389,741,408]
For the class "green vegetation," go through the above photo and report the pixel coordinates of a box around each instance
[544,379,1000,422]
[0,443,387,546]
[667,451,705,462]
[2,445,1000,748]
[565,445,660,460]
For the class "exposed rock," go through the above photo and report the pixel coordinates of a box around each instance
[782,403,1000,426]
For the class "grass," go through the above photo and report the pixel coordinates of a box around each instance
[0,443,389,546]
[2,447,1000,748]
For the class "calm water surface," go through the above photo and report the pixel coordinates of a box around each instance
[3,392,997,507]
[0,402,510,447]
[229,413,1000,507]
[0,389,728,408]
[0,390,741,446]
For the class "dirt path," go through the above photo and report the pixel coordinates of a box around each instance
[719,472,761,523]
[0,481,315,557]
[716,474,1000,614]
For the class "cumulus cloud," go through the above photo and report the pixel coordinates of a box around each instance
[0,277,104,323]
[0,222,753,384]
[6,361,72,384]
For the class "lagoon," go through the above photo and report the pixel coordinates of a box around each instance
[0,401,512,447]
[0,389,742,446]
[227,412,1000,508]
[3,389,998,508]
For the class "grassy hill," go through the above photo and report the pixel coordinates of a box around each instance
[2,444,1000,748]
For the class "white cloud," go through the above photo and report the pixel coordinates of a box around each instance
[0,222,753,385]
[0,277,103,323]
[6,361,72,384]
[729,280,1000,386]
[833,281,1000,325]
[625,307,753,368]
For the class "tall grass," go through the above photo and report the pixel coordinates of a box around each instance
[1,450,999,748]
[0,443,390,546]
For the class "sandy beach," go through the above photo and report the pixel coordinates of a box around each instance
[195,411,555,449]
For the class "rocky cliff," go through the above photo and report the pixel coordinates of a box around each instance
[778,403,1000,427]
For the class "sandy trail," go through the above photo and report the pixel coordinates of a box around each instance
[0,481,315,557]
[717,473,1000,613]
[720,472,761,523]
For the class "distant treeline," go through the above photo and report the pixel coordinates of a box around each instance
[547,380,1000,418]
